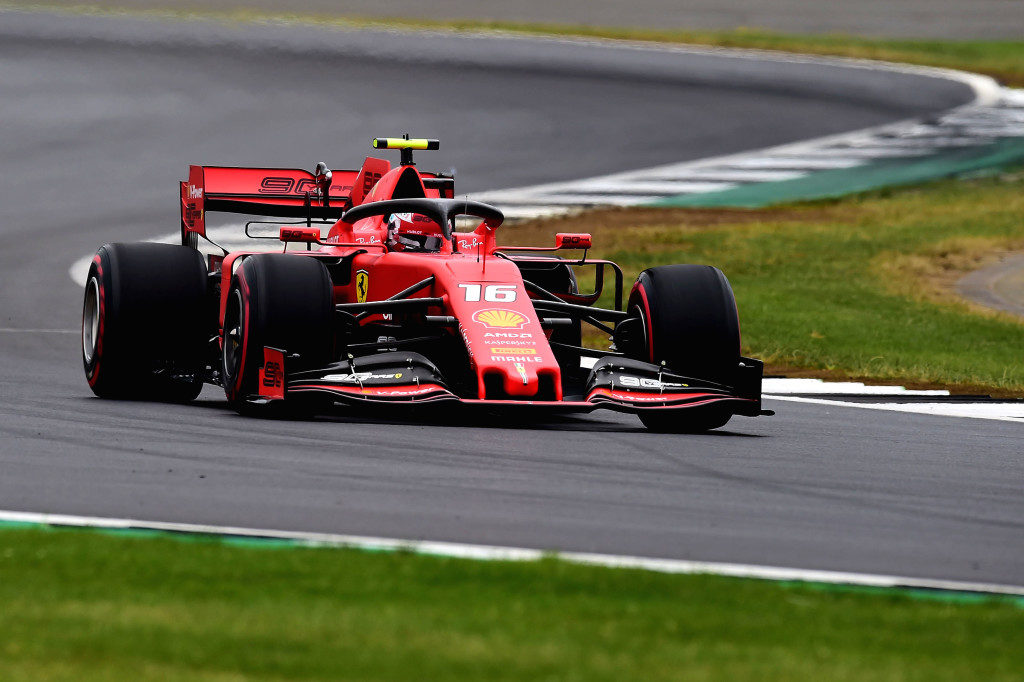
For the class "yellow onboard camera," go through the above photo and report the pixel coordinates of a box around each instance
[372,136,440,165]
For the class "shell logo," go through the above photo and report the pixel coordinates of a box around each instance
[472,309,529,329]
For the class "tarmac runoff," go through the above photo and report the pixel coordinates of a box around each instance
[957,253,1024,319]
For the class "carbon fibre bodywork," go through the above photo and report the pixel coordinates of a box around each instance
[85,141,770,429]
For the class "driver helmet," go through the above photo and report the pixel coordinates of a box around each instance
[386,212,444,252]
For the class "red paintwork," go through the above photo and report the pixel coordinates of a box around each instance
[291,383,450,399]
[204,159,566,400]
[586,388,730,405]
[279,226,321,243]
[349,156,391,205]
[285,382,754,413]
[189,155,740,407]
[554,233,592,249]
[258,348,286,400]
[181,159,451,244]
[204,165,354,207]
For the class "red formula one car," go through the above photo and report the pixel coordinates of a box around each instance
[81,137,771,432]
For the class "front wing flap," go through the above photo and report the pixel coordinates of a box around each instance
[260,350,768,417]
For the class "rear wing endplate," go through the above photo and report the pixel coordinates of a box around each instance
[180,165,354,240]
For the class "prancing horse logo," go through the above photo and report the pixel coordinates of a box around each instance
[355,270,369,304]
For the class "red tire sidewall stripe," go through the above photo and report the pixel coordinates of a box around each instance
[633,281,654,363]
[86,254,105,388]
[229,272,251,400]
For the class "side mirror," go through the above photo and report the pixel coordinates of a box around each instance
[555,233,592,250]
[280,226,321,244]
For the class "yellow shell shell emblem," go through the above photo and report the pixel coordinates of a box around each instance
[473,309,528,329]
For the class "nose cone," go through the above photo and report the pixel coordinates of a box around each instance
[443,262,562,400]
[487,344,544,397]
[475,331,562,400]
[460,306,558,399]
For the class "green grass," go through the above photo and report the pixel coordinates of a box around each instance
[0,526,1021,681]
[11,2,1024,87]
[514,171,1024,394]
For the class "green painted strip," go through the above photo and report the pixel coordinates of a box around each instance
[775,580,1016,606]
[651,137,1024,208]
[2,517,1022,607]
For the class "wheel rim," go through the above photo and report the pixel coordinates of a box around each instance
[222,288,244,384]
[631,302,651,363]
[82,277,100,365]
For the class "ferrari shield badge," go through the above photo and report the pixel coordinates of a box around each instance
[355,270,369,303]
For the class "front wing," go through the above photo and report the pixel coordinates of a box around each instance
[262,349,769,417]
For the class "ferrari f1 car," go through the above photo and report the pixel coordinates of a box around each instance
[81,137,771,432]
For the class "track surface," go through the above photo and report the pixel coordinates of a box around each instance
[1,11,1021,585]
[30,0,1024,39]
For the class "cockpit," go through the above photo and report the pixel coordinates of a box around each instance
[385,212,445,253]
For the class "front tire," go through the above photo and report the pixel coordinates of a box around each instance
[625,264,740,432]
[221,254,334,413]
[82,243,208,401]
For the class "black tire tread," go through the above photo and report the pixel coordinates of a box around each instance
[83,242,208,401]
[222,254,334,411]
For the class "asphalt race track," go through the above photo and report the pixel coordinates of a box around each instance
[1,10,1021,586]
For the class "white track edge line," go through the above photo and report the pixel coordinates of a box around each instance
[1,509,1020,596]
[767,394,1024,423]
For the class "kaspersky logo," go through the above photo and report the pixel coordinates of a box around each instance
[472,309,528,329]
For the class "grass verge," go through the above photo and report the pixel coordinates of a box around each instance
[508,170,1024,395]
[0,525,1021,681]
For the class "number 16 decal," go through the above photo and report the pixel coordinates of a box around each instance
[459,283,517,302]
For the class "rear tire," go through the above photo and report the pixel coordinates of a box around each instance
[221,254,334,413]
[626,264,740,432]
[82,243,208,401]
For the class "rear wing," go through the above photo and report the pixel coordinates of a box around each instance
[180,160,454,242]
[180,165,355,240]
